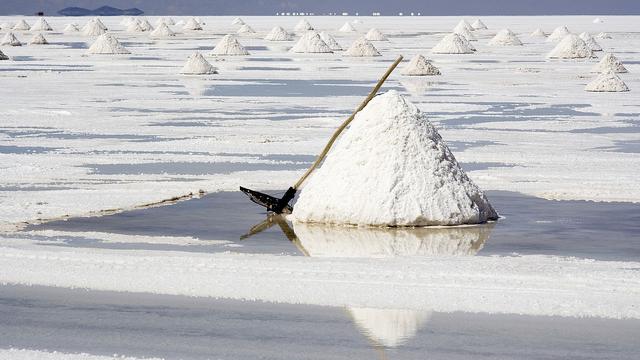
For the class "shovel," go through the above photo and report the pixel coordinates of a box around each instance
[241,55,404,214]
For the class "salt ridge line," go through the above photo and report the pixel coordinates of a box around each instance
[0,245,638,319]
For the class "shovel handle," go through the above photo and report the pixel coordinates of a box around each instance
[293,55,404,190]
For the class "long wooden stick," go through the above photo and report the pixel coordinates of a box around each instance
[293,55,403,189]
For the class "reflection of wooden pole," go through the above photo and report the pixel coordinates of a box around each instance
[293,55,404,190]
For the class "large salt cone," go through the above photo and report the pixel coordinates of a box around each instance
[87,33,130,54]
[585,71,629,92]
[181,52,217,75]
[547,25,570,42]
[348,308,432,348]
[547,34,594,59]
[591,53,627,73]
[292,91,498,226]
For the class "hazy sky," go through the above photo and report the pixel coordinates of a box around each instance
[1,0,639,16]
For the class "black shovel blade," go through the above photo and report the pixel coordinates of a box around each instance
[240,186,293,214]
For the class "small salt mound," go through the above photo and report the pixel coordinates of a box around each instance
[181,52,218,75]
[12,19,30,31]
[87,33,130,54]
[92,18,108,31]
[0,50,9,60]
[547,34,594,59]
[579,32,602,51]
[294,19,314,32]
[292,91,498,226]
[265,26,293,41]
[211,34,249,56]
[454,26,477,41]
[126,20,144,33]
[591,53,628,73]
[237,24,256,34]
[432,33,474,54]
[585,71,629,92]
[183,18,203,31]
[454,19,473,33]
[290,31,333,53]
[401,54,441,76]
[31,17,53,31]
[82,19,107,36]
[597,32,612,39]
[530,28,547,37]
[155,17,175,27]
[150,23,176,38]
[593,17,604,23]
[471,19,488,30]
[1,32,21,46]
[138,19,154,32]
[232,17,245,25]
[488,28,522,46]
[120,17,135,26]
[1,22,14,30]
[64,23,80,33]
[344,37,381,57]
[365,28,388,41]
[547,25,571,42]
[29,33,48,45]
[339,22,356,32]
[174,20,185,27]
[319,31,342,51]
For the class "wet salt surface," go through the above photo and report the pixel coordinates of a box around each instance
[0,285,638,360]
[30,190,640,261]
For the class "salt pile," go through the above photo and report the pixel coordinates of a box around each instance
[264,26,293,41]
[530,28,547,37]
[320,31,342,51]
[211,34,249,56]
[290,31,333,53]
[365,28,388,41]
[174,20,185,27]
[547,26,571,42]
[1,33,21,46]
[454,26,477,41]
[0,50,9,60]
[155,17,175,26]
[593,17,604,23]
[138,19,154,32]
[344,37,381,57]
[401,55,441,76]
[64,23,80,33]
[232,17,245,25]
[432,33,475,54]
[91,18,108,31]
[488,28,522,46]
[183,18,203,31]
[292,91,498,226]
[579,32,602,51]
[150,23,176,38]
[237,24,256,35]
[126,21,144,33]
[591,53,628,73]
[471,19,488,30]
[547,34,594,59]
[454,19,473,33]
[120,17,134,26]
[339,22,356,32]
[82,19,107,36]
[12,19,30,31]
[0,22,13,30]
[585,71,629,92]
[597,32,612,39]
[294,19,314,32]
[87,33,130,54]
[29,33,48,45]
[181,52,218,75]
[31,17,53,31]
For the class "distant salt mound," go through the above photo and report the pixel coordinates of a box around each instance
[597,32,612,39]
[150,23,176,38]
[320,31,342,51]
[488,28,522,46]
[64,23,80,33]
[155,17,175,27]
[181,52,217,75]
[12,19,30,31]
[294,19,314,32]
[591,53,628,73]
[265,26,293,41]
[579,32,602,51]
[1,22,14,30]
[471,19,488,30]
[29,33,48,45]
[121,17,135,26]
[0,49,8,60]
[432,33,474,54]
[402,54,441,76]
[530,28,547,37]
[547,34,594,59]
[585,71,629,92]
[365,28,388,41]
[292,91,498,226]
[237,24,256,35]
[87,33,130,54]
[454,26,476,41]
[547,26,571,42]
[174,20,185,27]
[92,18,108,31]
[593,17,604,23]
[344,37,380,57]
[31,17,53,31]
[82,19,107,36]
[126,20,144,33]
[290,31,333,53]
[183,18,203,31]
[339,21,356,32]
[138,19,154,32]
[211,34,249,56]
[454,19,473,33]
[1,32,21,46]
[232,17,245,26]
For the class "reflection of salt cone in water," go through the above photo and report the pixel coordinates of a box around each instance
[347,308,432,348]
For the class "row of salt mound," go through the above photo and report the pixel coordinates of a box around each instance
[586,53,630,92]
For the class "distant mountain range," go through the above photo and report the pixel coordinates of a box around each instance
[58,5,143,16]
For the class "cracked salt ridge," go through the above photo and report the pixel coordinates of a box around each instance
[26,190,640,261]
[1,285,639,360]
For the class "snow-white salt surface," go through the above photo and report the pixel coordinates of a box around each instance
[0,349,161,360]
